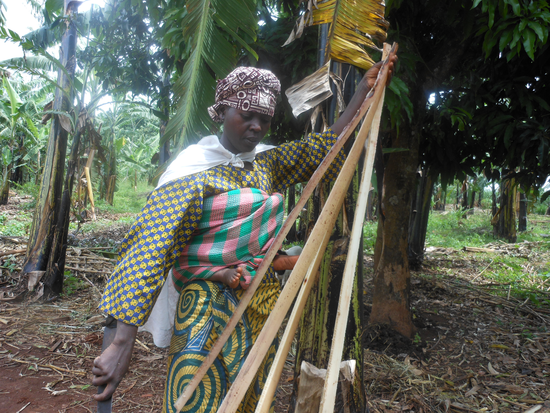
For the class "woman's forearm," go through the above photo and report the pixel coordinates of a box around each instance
[329,57,396,136]
[330,76,371,136]
[113,320,138,345]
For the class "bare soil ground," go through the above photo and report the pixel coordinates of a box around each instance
[1,195,549,413]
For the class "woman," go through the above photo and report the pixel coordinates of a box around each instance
[92,61,395,413]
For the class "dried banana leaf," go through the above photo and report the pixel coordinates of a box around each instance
[285,61,333,117]
[284,0,388,70]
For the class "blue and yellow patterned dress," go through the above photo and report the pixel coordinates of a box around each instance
[99,130,344,413]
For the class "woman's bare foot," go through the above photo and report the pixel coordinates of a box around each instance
[272,254,300,272]
[210,267,243,289]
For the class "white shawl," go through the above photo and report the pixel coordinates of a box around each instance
[140,135,275,347]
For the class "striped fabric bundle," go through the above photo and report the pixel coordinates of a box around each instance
[172,188,284,291]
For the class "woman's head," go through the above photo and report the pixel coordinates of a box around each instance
[208,67,281,122]
[208,67,280,154]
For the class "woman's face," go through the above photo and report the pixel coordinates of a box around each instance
[220,107,272,154]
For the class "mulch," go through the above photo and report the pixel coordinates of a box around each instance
[1,199,549,412]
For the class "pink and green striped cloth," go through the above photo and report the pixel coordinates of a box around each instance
[171,188,284,291]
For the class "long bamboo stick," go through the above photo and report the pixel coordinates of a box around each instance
[254,231,329,413]
[215,45,396,413]
[173,43,398,413]
[318,44,390,413]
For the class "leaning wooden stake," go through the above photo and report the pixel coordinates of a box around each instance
[214,45,396,413]
[319,44,390,413]
[173,43,397,413]
[84,166,96,220]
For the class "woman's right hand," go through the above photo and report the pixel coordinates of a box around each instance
[92,320,138,401]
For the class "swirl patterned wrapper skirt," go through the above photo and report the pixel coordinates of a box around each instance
[162,275,279,413]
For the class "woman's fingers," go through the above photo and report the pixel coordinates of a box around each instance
[365,54,398,88]
[94,382,118,401]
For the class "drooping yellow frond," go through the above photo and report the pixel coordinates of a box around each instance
[286,0,388,70]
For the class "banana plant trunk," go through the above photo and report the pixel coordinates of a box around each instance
[0,163,10,205]
[291,62,365,413]
[22,0,79,298]
[104,123,117,205]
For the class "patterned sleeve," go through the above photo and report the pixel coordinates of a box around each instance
[99,176,205,326]
[268,129,346,193]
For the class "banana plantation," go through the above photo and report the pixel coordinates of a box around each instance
[1,0,550,412]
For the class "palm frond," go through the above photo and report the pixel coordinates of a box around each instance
[0,0,6,26]
[162,0,258,149]
[0,56,56,73]
[286,0,388,70]
[21,22,62,50]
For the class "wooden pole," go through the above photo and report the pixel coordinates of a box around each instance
[319,44,390,413]
[173,43,397,413]
[213,44,396,413]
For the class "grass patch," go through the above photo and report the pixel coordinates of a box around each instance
[426,210,494,249]
[95,179,153,215]
[61,271,89,297]
[363,220,378,254]
[0,212,32,237]
[363,208,550,309]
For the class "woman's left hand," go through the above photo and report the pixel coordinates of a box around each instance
[365,53,398,90]
[330,52,398,136]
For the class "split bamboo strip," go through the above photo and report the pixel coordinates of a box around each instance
[84,166,96,220]
[319,44,390,413]
[215,45,396,413]
[173,43,397,413]
[254,231,329,413]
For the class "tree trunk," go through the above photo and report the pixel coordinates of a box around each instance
[461,181,468,211]
[159,70,171,166]
[365,187,375,220]
[370,125,417,338]
[491,181,498,218]
[43,125,84,297]
[23,1,79,294]
[0,164,10,205]
[518,187,527,232]
[106,175,116,205]
[11,134,25,185]
[408,168,434,270]
[497,176,517,242]
[478,188,483,209]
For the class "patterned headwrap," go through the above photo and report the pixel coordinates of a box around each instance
[208,67,281,123]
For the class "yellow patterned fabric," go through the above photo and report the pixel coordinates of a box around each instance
[163,279,278,413]
[99,130,344,326]
[98,129,344,413]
